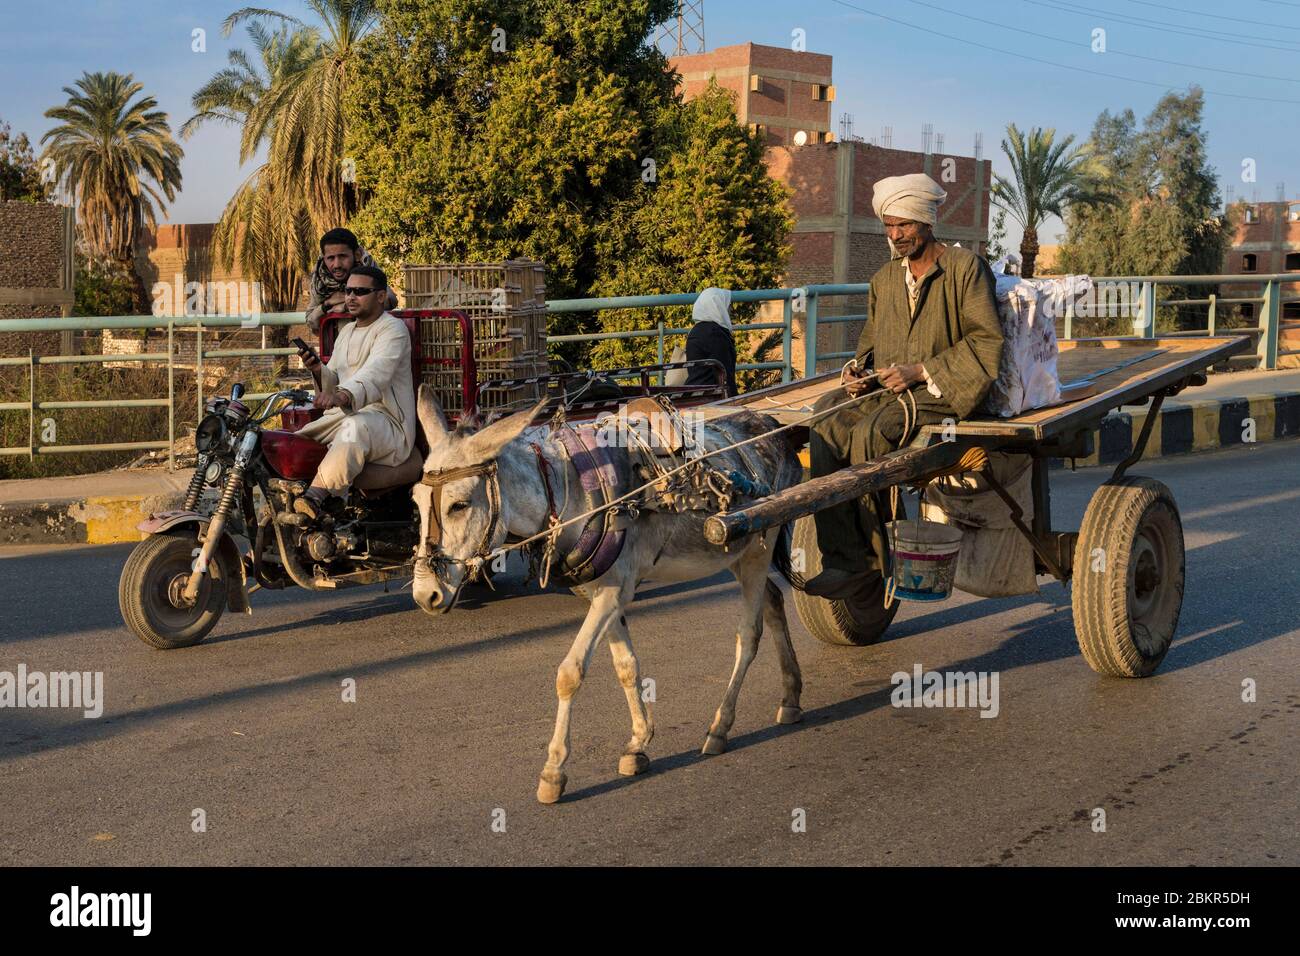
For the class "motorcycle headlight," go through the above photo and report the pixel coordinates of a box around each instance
[203,460,225,486]
[195,413,227,453]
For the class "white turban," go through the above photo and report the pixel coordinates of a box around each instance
[692,286,733,330]
[871,173,948,226]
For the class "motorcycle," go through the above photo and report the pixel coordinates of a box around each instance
[118,383,424,649]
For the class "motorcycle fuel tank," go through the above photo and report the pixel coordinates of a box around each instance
[260,429,329,480]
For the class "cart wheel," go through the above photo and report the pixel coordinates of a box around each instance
[790,515,899,646]
[1072,476,1184,677]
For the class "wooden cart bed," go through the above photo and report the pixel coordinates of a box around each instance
[707,336,1252,442]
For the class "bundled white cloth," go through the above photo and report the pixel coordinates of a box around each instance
[983,267,1091,417]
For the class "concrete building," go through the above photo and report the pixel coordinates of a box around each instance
[669,42,834,148]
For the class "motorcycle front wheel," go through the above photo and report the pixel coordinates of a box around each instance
[119,533,229,649]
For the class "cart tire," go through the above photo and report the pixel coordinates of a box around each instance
[791,515,899,646]
[1072,476,1184,677]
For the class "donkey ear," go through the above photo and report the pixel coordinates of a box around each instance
[463,396,549,461]
[417,384,450,449]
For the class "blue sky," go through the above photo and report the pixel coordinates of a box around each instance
[3,0,1298,250]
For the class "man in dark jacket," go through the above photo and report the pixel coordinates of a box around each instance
[684,286,738,397]
[306,228,397,333]
[803,174,1003,598]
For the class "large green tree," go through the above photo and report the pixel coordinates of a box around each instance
[41,72,184,309]
[347,0,791,362]
[222,0,380,235]
[182,22,317,312]
[991,124,1105,279]
[1057,88,1228,279]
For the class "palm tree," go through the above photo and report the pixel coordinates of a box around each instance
[991,124,1106,278]
[41,72,184,306]
[183,22,317,312]
[223,1,380,235]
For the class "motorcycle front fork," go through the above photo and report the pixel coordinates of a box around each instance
[183,433,256,602]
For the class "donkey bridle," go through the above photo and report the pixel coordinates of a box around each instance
[418,461,502,577]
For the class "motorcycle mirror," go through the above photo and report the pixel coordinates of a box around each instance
[231,383,245,401]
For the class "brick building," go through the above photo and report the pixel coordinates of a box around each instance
[670,44,990,370]
[670,42,834,148]
[760,142,990,366]
[1222,200,1300,367]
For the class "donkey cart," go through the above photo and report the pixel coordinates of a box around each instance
[703,335,1251,678]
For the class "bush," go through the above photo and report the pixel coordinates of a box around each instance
[74,256,137,319]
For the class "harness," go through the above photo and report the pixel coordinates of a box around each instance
[546,424,631,585]
[418,461,501,582]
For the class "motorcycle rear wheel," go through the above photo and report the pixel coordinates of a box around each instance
[119,533,229,649]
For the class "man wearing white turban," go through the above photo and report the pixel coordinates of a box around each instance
[803,173,1004,599]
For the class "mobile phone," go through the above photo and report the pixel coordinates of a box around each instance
[293,337,321,363]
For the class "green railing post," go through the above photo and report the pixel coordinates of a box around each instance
[1139,280,1157,338]
[656,319,665,387]
[1208,294,1216,335]
[781,297,793,383]
[803,291,819,379]
[167,321,175,471]
[196,324,204,418]
[1260,278,1280,370]
[28,349,35,459]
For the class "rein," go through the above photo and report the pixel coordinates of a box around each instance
[418,461,502,598]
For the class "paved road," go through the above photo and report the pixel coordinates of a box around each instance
[1,442,1296,866]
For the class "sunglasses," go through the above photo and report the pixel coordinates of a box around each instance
[344,286,379,297]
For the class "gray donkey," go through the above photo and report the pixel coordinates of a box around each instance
[411,386,804,804]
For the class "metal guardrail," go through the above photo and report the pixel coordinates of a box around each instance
[0,274,1292,465]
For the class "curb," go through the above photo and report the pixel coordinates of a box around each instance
[0,491,185,546]
[1075,391,1300,468]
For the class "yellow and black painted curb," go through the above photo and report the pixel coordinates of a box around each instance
[1074,391,1300,468]
[0,492,184,546]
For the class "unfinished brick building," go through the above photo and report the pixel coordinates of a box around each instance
[670,43,990,369]
[669,42,834,148]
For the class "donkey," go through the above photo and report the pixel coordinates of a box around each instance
[411,386,805,804]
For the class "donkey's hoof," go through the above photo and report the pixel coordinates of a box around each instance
[618,752,650,776]
[777,705,803,725]
[701,733,727,756]
[536,770,567,804]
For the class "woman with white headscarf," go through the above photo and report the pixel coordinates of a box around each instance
[685,286,739,396]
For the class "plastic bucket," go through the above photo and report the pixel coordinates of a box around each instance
[887,519,964,602]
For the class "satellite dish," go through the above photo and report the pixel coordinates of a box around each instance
[793,130,808,147]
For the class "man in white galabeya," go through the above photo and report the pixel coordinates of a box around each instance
[293,264,416,521]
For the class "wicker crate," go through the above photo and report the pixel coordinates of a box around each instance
[403,261,549,416]
[402,259,546,312]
